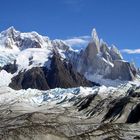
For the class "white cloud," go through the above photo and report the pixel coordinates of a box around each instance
[64,36,91,50]
[121,49,140,54]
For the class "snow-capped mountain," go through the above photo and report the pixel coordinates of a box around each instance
[0,27,140,140]
[0,27,137,89]
[72,29,136,84]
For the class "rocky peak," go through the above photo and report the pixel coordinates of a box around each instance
[82,28,101,60]
[0,27,70,51]
[110,45,123,60]
[73,28,137,83]
[1,26,20,38]
[91,28,100,47]
[52,39,70,51]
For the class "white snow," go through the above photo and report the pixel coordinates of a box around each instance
[16,48,52,71]
[0,86,106,106]
[91,28,99,45]
[0,27,73,73]
[0,70,13,86]
[0,48,19,67]
[85,73,128,87]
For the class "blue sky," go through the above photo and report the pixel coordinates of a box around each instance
[0,0,140,67]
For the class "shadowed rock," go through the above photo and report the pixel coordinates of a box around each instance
[105,60,136,81]
[1,61,18,74]
[76,94,97,111]
[127,103,140,123]
[9,67,50,90]
[9,53,97,90]
[103,96,130,121]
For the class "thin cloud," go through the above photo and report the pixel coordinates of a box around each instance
[121,49,140,54]
[64,36,91,50]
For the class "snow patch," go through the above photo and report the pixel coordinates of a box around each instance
[0,70,13,86]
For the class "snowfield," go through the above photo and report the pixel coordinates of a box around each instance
[0,81,138,107]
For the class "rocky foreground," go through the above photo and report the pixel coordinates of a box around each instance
[0,82,140,140]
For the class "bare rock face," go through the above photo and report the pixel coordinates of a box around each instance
[45,53,95,89]
[9,67,50,90]
[9,53,96,90]
[1,60,18,74]
[105,60,137,80]
[77,41,102,74]
[110,45,123,60]
[85,41,99,60]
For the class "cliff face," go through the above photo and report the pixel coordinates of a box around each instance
[105,60,137,80]
[9,53,96,90]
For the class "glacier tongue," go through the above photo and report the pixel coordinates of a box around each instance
[0,86,114,106]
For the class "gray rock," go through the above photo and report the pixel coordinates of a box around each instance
[74,29,137,82]
[110,45,123,60]
[105,60,136,80]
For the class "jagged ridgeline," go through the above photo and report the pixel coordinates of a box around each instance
[0,27,137,90]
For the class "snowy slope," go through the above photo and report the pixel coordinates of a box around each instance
[0,27,73,69]
[0,80,139,107]
[0,86,115,106]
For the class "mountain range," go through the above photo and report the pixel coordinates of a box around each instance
[0,27,137,90]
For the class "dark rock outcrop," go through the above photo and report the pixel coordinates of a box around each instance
[103,96,130,121]
[45,53,95,89]
[9,54,96,90]
[9,67,50,90]
[127,103,140,123]
[1,61,18,74]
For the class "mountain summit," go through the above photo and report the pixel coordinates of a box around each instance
[72,28,137,84]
